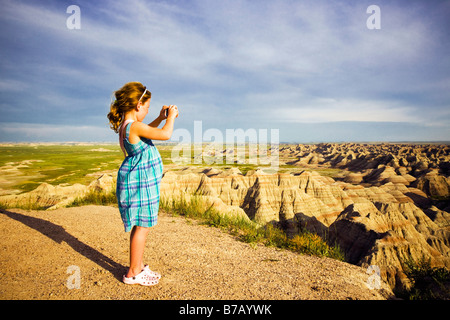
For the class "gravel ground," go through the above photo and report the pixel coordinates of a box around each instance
[0,205,393,300]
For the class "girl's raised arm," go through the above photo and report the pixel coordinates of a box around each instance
[133,105,178,141]
[148,106,170,128]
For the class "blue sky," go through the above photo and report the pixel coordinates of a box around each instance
[0,0,449,143]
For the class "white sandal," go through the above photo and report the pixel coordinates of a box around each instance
[123,269,159,286]
[143,265,161,279]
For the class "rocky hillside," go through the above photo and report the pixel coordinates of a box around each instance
[1,143,449,292]
[282,143,450,199]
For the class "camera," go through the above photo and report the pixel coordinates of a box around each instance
[164,106,177,117]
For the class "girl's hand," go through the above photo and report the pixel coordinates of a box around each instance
[166,105,178,119]
[160,106,169,119]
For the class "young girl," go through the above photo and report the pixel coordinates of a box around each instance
[107,82,178,286]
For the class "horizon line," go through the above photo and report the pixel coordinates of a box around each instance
[1,140,449,145]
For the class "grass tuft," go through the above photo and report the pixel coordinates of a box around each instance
[67,189,117,207]
[0,198,50,211]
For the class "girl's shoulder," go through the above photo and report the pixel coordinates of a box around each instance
[121,119,136,133]
[128,121,147,144]
[130,121,145,129]
[128,121,147,135]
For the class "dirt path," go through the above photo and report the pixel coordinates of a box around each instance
[0,205,393,300]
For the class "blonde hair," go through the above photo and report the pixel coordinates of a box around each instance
[107,82,151,133]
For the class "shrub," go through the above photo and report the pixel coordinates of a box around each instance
[397,256,450,300]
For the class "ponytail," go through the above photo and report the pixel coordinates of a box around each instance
[107,100,123,133]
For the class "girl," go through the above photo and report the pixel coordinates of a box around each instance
[107,82,178,286]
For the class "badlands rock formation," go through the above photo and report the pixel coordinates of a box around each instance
[283,143,450,199]
[0,173,115,210]
[160,166,449,291]
[161,143,450,291]
[1,143,448,292]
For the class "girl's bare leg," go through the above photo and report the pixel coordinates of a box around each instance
[126,226,150,278]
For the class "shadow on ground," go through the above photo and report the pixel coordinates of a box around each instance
[0,208,126,281]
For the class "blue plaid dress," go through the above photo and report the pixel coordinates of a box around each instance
[116,121,163,232]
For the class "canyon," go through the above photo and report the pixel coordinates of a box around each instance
[1,143,449,292]
[161,143,450,291]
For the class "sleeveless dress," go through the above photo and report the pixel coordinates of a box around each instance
[116,120,163,232]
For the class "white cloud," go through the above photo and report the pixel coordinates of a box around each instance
[0,79,30,92]
[275,98,421,123]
